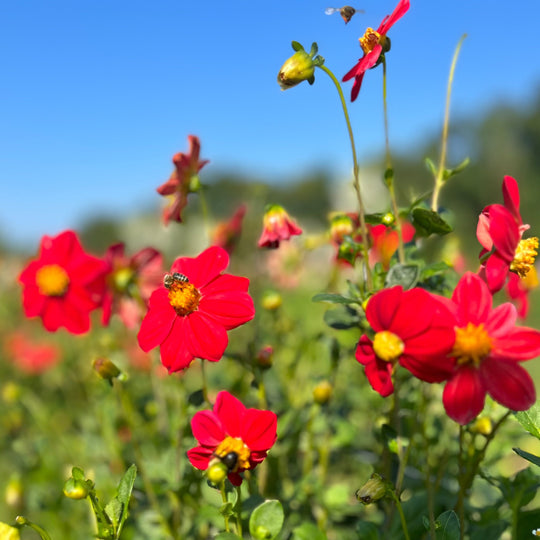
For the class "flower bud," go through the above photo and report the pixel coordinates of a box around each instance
[355,473,388,505]
[256,345,274,368]
[261,291,282,311]
[382,212,395,226]
[2,382,21,404]
[206,461,228,485]
[5,476,23,509]
[0,522,20,540]
[93,357,121,382]
[63,477,89,500]
[277,41,324,90]
[470,416,492,436]
[313,380,333,405]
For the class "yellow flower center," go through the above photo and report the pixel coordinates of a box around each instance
[111,267,135,293]
[214,436,251,472]
[359,27,389,55]
[451,323,492,366]
[167,280,201,316]
[510,237,539,278]
[35,264,70,297]
[372,331,404,363]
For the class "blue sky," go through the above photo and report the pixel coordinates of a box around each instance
[2,0,540,249]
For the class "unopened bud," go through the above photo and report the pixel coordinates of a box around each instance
[277,42,323,90]
[382,212,395,226]
[2,382,21,404]
[470,416,492,436]
[355,473,388,505]
[5,476,23,508]
[93,357,121,382]
[206,462,228,485]
[63,478,89,500]
[261,291,282,311]
[0,522,20,540]
[313,380,333,405]
[256,346,274,368]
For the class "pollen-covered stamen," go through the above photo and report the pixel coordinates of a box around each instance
[35,264,70,297]
[372,330,404,363]
[510,237,539,278]
[167,280,201,316]
[214,436,251,472]
[452,323,492,366]
[359,27,381,54]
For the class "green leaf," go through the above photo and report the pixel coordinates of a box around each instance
[71,467,86,481]
[309,42,318,56]
[412,208,453,236]
[514,404,540,439]
[434,510,460,539]
[249,500,284,540]
[105,498,122,530]
[355,521,380,539]
[442,157,470,180]
[292,522,327,540]
[513,447,540,468]
[214,533,243,540]
[425,157,437,176]
[323,306,361,330]
[385,263,421,289]
[117,464,137,506]
[188,389,205,407]
[365,213,386,225]
[421,261,452,279]
[291,41,304,51]
[312,293,360,305]
[219,501,234,518]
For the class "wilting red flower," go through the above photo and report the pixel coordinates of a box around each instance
[102,243,163,329]
[477,176,538,293]
[211,204,247,255]
[156,135,209,225]
[368,221,415,270]
[137,246,255,372]
[506,268,538,319]
[258,204,302,249]
[187,391,277,486]
[18,230,108,334]
[5,332,61,374]
[356,286,455,396]
[342,0,410,101]
[440,272,540,425]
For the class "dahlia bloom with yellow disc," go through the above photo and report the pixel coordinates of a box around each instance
[137,246,255,372]
[440,272,540,425]
[18,230,108,334]
[187,391,277,486]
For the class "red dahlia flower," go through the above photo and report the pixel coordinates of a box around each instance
[440,272,540,425]
[5,331,61,374]
[356,286,455,396]
[477,176,538,293]
[137,246,255,372]
[258,204,302,249]
[211,204,247,255]
[102,243,163,329]
[368,221,415,270]
[156,135,209,225]
[18,230,108,334]
[506,268,538,319]
[342,0,410,102]
[187,391,277,486]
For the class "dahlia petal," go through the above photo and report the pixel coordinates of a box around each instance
[187,446,214,470]
[452,272,492,325]
[191,410,226,447]
[502,176,521,224]
[198,294,255,330]
[202,274,250,295]
[41,231,80,267]
[172,246,229,289]
[364,356,394,397]
[488,205,520,260]
[485,303,517,338]
[491,327,540,361]
[480,357,535,411]
[366,286,402,331]
[399,352,454,382]
[137,289,176,352]
[476,210,493,251]
[214,391,246,438]
[390,288,435,338]
[158,318,195,372]
[241,410,277,451]
[442,366,486,425]
[355,335,376,366]
[484,253,510,293]
[377,0,410,34]
[249,451,269,466]
[21,285,47,317]
[227,472,243,486]
[350,72,365,102]
[181,312,228,362]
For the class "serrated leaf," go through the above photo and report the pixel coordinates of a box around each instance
[412,208,453,236]
[514,404,540,439]
[434,510,460,539]
[385,263,421,289]
[249,500,284,540]
[312,293,359,305]
[513,447,540,468]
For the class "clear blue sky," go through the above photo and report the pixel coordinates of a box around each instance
[2,0,540,249]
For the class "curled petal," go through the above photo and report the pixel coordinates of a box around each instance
[364,356,394,397]
[187,446,214,470]
[377,0,410,34]
[502,176,522,225]
[442,366,486,425]
[355,335,375,366]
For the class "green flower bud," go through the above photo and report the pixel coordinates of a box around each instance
[313,380,333,405]
[93,357,121,382]
[355,473,388,505]
[0,522,20,540]
[277,42,324,90]
[63,477,89,500]
[206,462,228,485]
[261,291,282,311]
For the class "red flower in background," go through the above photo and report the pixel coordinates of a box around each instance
[506,268,538,319]
[477,176,538,293]
[137,246,255,373]
[356,286,455,396]
[5,332,61,374]
[369,221,415,270]
[18,231,108,334]
[211,204,246,255]
[156,135,209,225]
[102,243,163,329]
[187,391,277,486]
[258,204,302,249]
[440,272,540,425]
[342,0,410,101]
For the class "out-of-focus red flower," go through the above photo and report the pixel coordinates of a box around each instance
[328,212,363,266]
[368,221,415,270]
[156,135,209,225]
[137,246,255,373]
[439,272,540,425]
[356,286,455,396]
[258,204,302,249]
[18,231,108,334]
[477,176,538,293]
[187,391,277,486]
[211,204,246,255]
[342,0,410,101]
[506,267,538,319]
[102,243,163,329]
[4,332,61,374]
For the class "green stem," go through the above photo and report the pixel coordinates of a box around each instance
[200,359,210,404]
[316,63,372,289]
[235,485,243,536]
[389,490,410,540]
[198,186,212,243]
[431,34,467,212]
[220,481,230,533]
